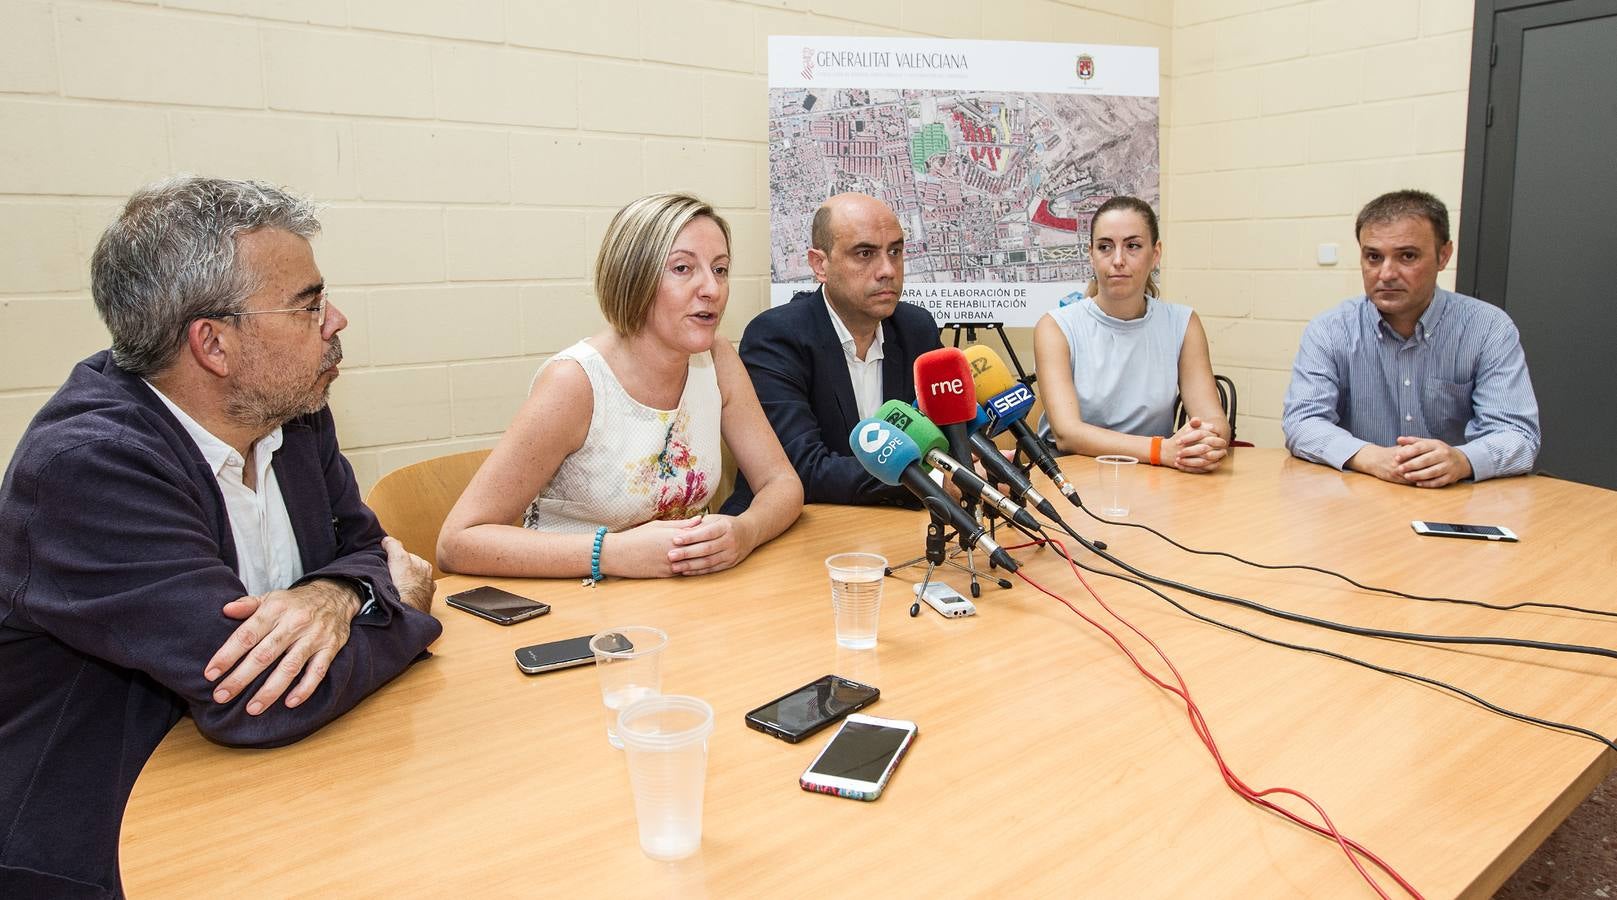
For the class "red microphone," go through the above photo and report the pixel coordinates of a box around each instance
[913,347,978,470]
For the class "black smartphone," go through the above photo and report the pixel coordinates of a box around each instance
[745,675,880,743]
[444,586,551,625]
[514,632,632,675]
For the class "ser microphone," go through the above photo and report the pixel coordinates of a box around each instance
[967,424,1059,523]
[849,418,1019,572]
[962,344,1078,502]
[876,400,1041,534]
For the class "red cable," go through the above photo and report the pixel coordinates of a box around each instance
[1008,536,1423,900]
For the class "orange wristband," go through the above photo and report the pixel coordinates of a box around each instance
[1150,436,1163,467]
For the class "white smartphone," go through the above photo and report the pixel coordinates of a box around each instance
[1411,521,1519,542]
[913,581,976,618]
[799,714,917,801]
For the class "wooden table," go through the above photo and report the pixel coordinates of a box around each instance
[120,450,1617,898]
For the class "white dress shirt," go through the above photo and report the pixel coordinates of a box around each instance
[824,296,886,420]
[146,383,303,596]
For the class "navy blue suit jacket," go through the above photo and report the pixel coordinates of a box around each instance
[0,351,442,898]
[723,289,941,513]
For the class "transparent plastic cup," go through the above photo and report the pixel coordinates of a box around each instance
[618,695,715,861]
[1096,455,1139,517]
[591,626,668,749]
[826,553,887,650]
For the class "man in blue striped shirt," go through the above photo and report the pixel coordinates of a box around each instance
[1282,190,1540,487]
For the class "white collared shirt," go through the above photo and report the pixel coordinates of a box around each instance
[824,296,885,420]
[146,383,304,597]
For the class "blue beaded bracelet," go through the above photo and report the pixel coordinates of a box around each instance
[589,526,608,583]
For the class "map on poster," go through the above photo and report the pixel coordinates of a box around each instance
[767,37,1159,327]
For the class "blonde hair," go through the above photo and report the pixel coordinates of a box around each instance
[595,193,730,336]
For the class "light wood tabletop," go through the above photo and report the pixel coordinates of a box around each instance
[120,449,1617,898]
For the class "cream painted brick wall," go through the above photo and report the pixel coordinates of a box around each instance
[264,28,434,118]
[165,0,345,27]
[0,1,58,94]
[0,101,169,194]
[1162,0,1474,448]
[58,5,263,107]
[444,209,588,281]
[170,112,357,199]
[449,357,539,436]
[510,135,646,207]
[1,203,82,293]
[369,285,522,365]
[432,44,579,129]
[0,0,1471,485]
[355,122,510,203]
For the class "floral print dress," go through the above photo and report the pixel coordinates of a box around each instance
[523,340,721,534]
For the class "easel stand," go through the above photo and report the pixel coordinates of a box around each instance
[940,321,1034,386]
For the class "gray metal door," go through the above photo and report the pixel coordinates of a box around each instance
[1459,0,1617,490]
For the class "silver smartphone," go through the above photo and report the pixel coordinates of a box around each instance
[1411,521,1519,542]
[514,632,631,674]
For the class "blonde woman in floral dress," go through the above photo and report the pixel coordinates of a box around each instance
[438,194,802,579]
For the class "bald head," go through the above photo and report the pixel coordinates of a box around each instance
[811,193,900,254]
[807,192,906,340]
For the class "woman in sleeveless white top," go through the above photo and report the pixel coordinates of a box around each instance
[437,194,803,579]
[1033,198,1230,473]
[523,340,722,533]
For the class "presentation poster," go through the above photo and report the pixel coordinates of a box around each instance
[767,36,1160,327]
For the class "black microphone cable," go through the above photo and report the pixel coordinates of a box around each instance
[1040,511,1617,665]
[1022,534,1617,753]
[1065,495,1617,620]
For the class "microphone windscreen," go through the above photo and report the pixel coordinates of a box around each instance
[849,417,923,486]
[970,403,992,433]
[877,399,948,463]
[983,383,1037,436]
[963,345,1019,399]
[913,347,978,426]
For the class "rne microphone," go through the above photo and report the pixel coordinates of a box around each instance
[876,400,1041,534]
[913,347,979,466]
[849,418,1019,572]
[961,344,1078,501]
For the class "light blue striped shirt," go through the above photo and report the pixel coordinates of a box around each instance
[1282,288,1540,482]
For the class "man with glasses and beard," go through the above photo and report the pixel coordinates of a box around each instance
[0,176,442,897]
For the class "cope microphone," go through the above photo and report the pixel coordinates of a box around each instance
[962,344,1078,501]
[849,418,1019,572]
[913,347,979,468]
[876,400,1041,534]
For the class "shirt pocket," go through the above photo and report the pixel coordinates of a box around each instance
[1423,376,1474,429]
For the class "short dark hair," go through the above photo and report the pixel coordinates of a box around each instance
[810,204,833,254]
[1355,190,1450,245]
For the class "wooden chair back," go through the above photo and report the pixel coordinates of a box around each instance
[365,449,492,579]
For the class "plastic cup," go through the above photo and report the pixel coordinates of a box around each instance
[618,695,715,861]
[826,553,886,649]
[1096,455,1139,517]
[592,626,668,749]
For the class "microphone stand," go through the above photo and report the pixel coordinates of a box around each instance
[887,506,1013,614]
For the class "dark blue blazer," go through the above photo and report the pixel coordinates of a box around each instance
[0,351,442,898]
[723,288,941,513]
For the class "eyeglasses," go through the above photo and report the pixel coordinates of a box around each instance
[219,293,327,328]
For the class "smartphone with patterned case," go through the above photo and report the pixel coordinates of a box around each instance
[798,714,917,801]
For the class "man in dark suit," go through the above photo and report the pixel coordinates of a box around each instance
[0,176,441,897]
[722,193,941,512]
